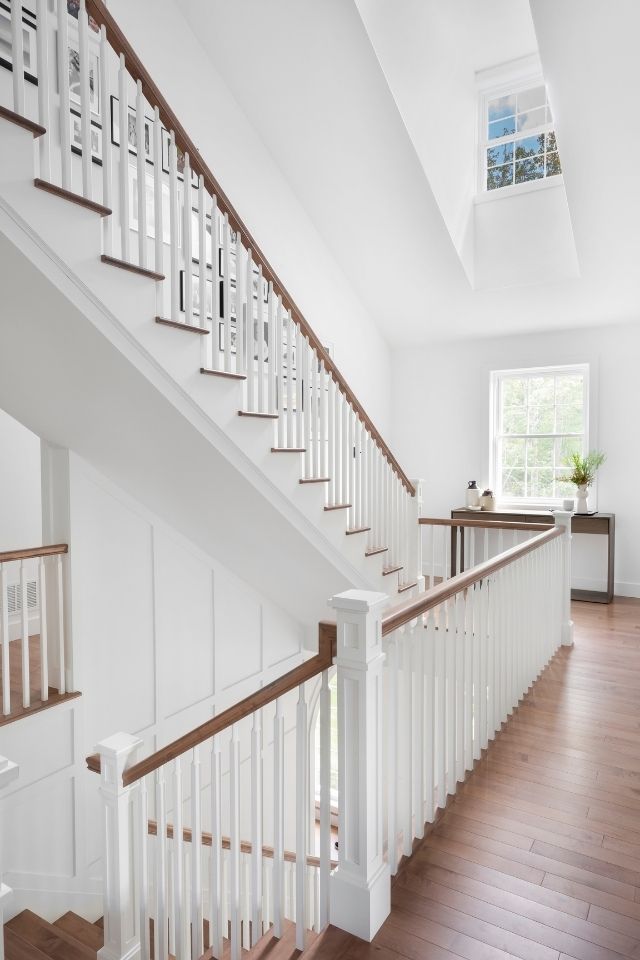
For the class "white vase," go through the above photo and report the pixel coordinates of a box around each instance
[575,483,589,514]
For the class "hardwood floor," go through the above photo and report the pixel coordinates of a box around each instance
[0,635,80,726]
[309,597,640,960]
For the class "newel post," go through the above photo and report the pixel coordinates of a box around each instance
[554,512,574,647]
[328,589,390,941]
[409,479,426,592]
[0,757,19,960]
[96,733,143,960]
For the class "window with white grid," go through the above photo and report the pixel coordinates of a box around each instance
[491,365,588,505]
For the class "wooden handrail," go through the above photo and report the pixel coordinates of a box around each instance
[86,621,337,784]
[0,543,68,563]
[382,526,563,636]
[419,517,554,532]
[84,0,413,497]
[148,820,337,871]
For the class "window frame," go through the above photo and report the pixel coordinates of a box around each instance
[489,363,590,510]
[477,70,563,198]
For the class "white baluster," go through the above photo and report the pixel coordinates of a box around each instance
[273,698,285,938]
[191,748,203,959]
[11,0,25,116]
[267,284,276,421]
[118,56,129,262]
[182,154,193,326]
[39,556,48,702]
[555,512,574,646]
[235,234,245,377]
[78,0,92,199]
[257,266,265,409]
[320,363,328,487]
[319,670,330,929]
[275,298,284,444]
[295,684,308,951]
[55,554,65,694]
[436,599,446,808]
[169,131,179,321]
[153,107,163,279]
[401,631,413,855]
[96,734,143,960]
[413,622,424,839]
[155,765,168,960]
[229,725,241,959]
[99,26,113,253]
[386,638,398,875]
[454,591,464,784]
[135,81,147,267]
[222,215,231,370]
[246,251,255,408]
[197,176,206,333]
[250,711,263,946]
[1,566,9,716]
[138,777,150,960]
[210,734,223,960]
[295,324,304,449]
[285,311,295,448]
[35,0,50,181]
[424,612,436,822]
[302,340,311,479]
[56,0,71,189]
[20,560,29,708]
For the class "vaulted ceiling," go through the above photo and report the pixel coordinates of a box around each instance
[178,0,640,343]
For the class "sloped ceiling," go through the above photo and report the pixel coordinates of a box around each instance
[177,0,640,342]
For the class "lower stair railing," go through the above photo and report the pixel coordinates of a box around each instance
[87,513,573,957]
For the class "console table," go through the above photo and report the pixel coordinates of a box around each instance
[450,508,615,603]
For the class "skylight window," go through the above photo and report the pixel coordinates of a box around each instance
[483,84,561,192]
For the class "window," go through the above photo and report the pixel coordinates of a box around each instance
[482,83,562,192]
[491,365,588,505]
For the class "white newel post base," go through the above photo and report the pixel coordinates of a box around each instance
[328,590,390,942]
[96,733,143,960]
[410,479,426,594]
[0,756,19,960]
[555,512,574,647]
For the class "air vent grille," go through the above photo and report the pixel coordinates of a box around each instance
[3,580,39,615]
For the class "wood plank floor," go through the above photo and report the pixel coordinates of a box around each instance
[309,597,640,960]
[0,635,80,726]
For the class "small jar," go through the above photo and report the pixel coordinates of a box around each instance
[466,481,480,508]
[480,489,495,511]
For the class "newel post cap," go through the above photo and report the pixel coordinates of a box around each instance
[95,733,143,791]
[554,510,573,530]
[328,589,388,615]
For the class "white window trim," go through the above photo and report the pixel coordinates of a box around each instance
[476,56,561,198]
[489,363,590,511]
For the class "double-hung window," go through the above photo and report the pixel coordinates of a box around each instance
[491,365,589,506]
[482,82,562,192]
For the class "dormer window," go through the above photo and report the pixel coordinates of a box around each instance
[482,83,562,192]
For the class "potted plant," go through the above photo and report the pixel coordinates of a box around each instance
[561,451,605,514]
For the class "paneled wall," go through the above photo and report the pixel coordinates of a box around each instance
[1,453,306,919]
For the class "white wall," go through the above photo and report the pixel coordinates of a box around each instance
[2,452,305,919]
[104,0,392,438]
[0,408,41,550]
[391,320,640,596]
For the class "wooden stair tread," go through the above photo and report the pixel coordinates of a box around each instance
[155,317,209,335]
[238,410,279,419]
[324,503,351,511]
[365,546,388,556]
[54,912,103,952]
[346,526,371,535]
[7,911,96,960]
[398,580,418,593]
[271,447,305,453]
[0,105,46,137]
[299,477,330,484]
[34,179,112,218]
[201,367,246,380]
[4,927,51,960]
[0,690,82,728]
[382,564,403,576]
[101,254,164,281]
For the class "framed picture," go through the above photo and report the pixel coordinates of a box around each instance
[180,270,214,321]
[160,127,198,184]
[0,2,38,85]
[66,0,99,33]
[110,95,154,164]
[218,318,269,363]
[70,109,102,165]
[128,164,172,244]
[218,320,237,356]
[64,23,100,119]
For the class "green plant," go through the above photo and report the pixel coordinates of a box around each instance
[560,450,606,487]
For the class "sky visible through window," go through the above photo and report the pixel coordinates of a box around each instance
[486,84,561,191]
[495,369,586,501]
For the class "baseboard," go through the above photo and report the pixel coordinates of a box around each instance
[613,581,640,599]
[572,576,640,599]
[5,884,102,923]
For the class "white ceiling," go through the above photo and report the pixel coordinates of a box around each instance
[177,0,640,344]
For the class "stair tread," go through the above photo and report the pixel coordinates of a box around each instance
[271,447,306,453]
[365,546,388,556]
[238,410,279,419]
[382,564,403,575]
[299,477,330,484]
[398,580,418,593]
[0,104,46,137]
[156,317,209,335]
[54,912,103,952]
[101,254,164,281]
[201,367,246,380]
[34,179,112,218]
[346,526,371,535]
[7,911,96,960]
[324,503,351,511]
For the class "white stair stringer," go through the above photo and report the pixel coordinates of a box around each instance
[0,117,400,627]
